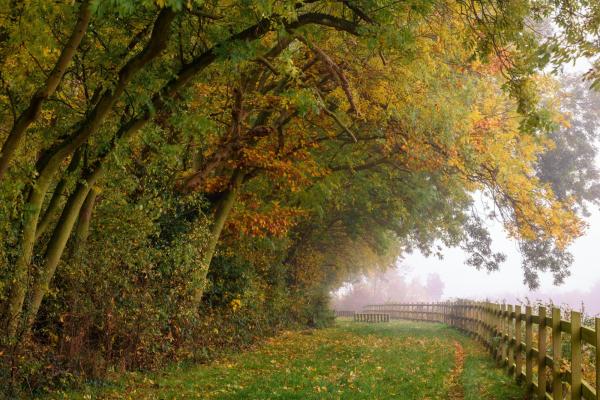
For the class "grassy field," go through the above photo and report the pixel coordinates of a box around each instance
[49,320,526,399]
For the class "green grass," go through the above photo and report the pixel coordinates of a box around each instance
[48,320,526,399]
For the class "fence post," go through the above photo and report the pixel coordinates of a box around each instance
[489,302,493,350]
[452,301,455,327]
[445,302,448,325]
[473,302,477,338]
[526,305,533,392]
[475,302,480,340]
[504,304,509,367]
[491,304,496,358]
[479,303,483,340]
[488,303,496,356]
[596,318,600,400]
[571,311,582,400]
[507,304,514,375]
[476,302,480,337]
[515,305,522,382]
[498,304,507,366]
[464,301,468,332]
[475,302,479,339]
[538,306,547,399]
[466,301,470,333]
[485,303,491,350]
[483,302,487,342]
[483,303,488,348]
[462,301,466,332]
[552,307,562,399]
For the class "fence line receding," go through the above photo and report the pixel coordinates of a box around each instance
[353,313,389,323]
[362,301,600,400]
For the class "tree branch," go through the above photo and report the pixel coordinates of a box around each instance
[0,0,92,179]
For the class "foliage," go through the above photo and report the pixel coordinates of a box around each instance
[0,0,598,394]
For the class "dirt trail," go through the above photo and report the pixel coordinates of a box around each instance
[446,340,466,399]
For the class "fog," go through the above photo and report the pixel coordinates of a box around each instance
[334,207,600,316]
[403,207,600,316]
[331,269,445,311]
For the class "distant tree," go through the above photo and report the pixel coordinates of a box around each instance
[425,274,445,301]
[537,75,600,215]
[331,270,445,310]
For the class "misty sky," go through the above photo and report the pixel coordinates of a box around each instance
[404,207,600,301]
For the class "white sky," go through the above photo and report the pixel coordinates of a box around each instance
[403,207,600,300]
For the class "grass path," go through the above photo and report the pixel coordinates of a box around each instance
[446,341,465,399]
[50,320,526,399]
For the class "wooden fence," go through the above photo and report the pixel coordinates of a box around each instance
[363,301,600,400]
[353,313,390,323]
[334,310,356,317]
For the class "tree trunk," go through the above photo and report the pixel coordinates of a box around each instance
[71,188,97,259]
[3,9,176,340]
[191,170,244,307]
[36,148,82,240]
[5,167,61,338]
[23,168,102,333]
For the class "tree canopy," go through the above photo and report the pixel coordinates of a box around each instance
[1,0,599,394]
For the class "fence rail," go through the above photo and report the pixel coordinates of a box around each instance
[363,301,600,400]
[353,313,390,323]
[334,310,356,317]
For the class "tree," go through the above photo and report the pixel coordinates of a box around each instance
[0,0,597,393]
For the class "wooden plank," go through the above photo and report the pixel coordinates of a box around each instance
[515,305,523,382]
[552,308,562,399]
[561,320,572,334]
[487,302,492,349]
[582,326,597,346]
[526,305,533,391]
[596,318,600,400]
[490,302,495,351]
[495,303,500,362]
[507,304,514,375]
[539,306,547,399]
[583,381,596,400]
[499,303,505,363]
[572,311,582,399]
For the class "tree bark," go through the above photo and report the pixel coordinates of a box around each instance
[36,148,82,240]
[23,168,102,333]
[5,168,59,338]
[0,0,92,179]
[191,170,244,307]
[71,188,97,259]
